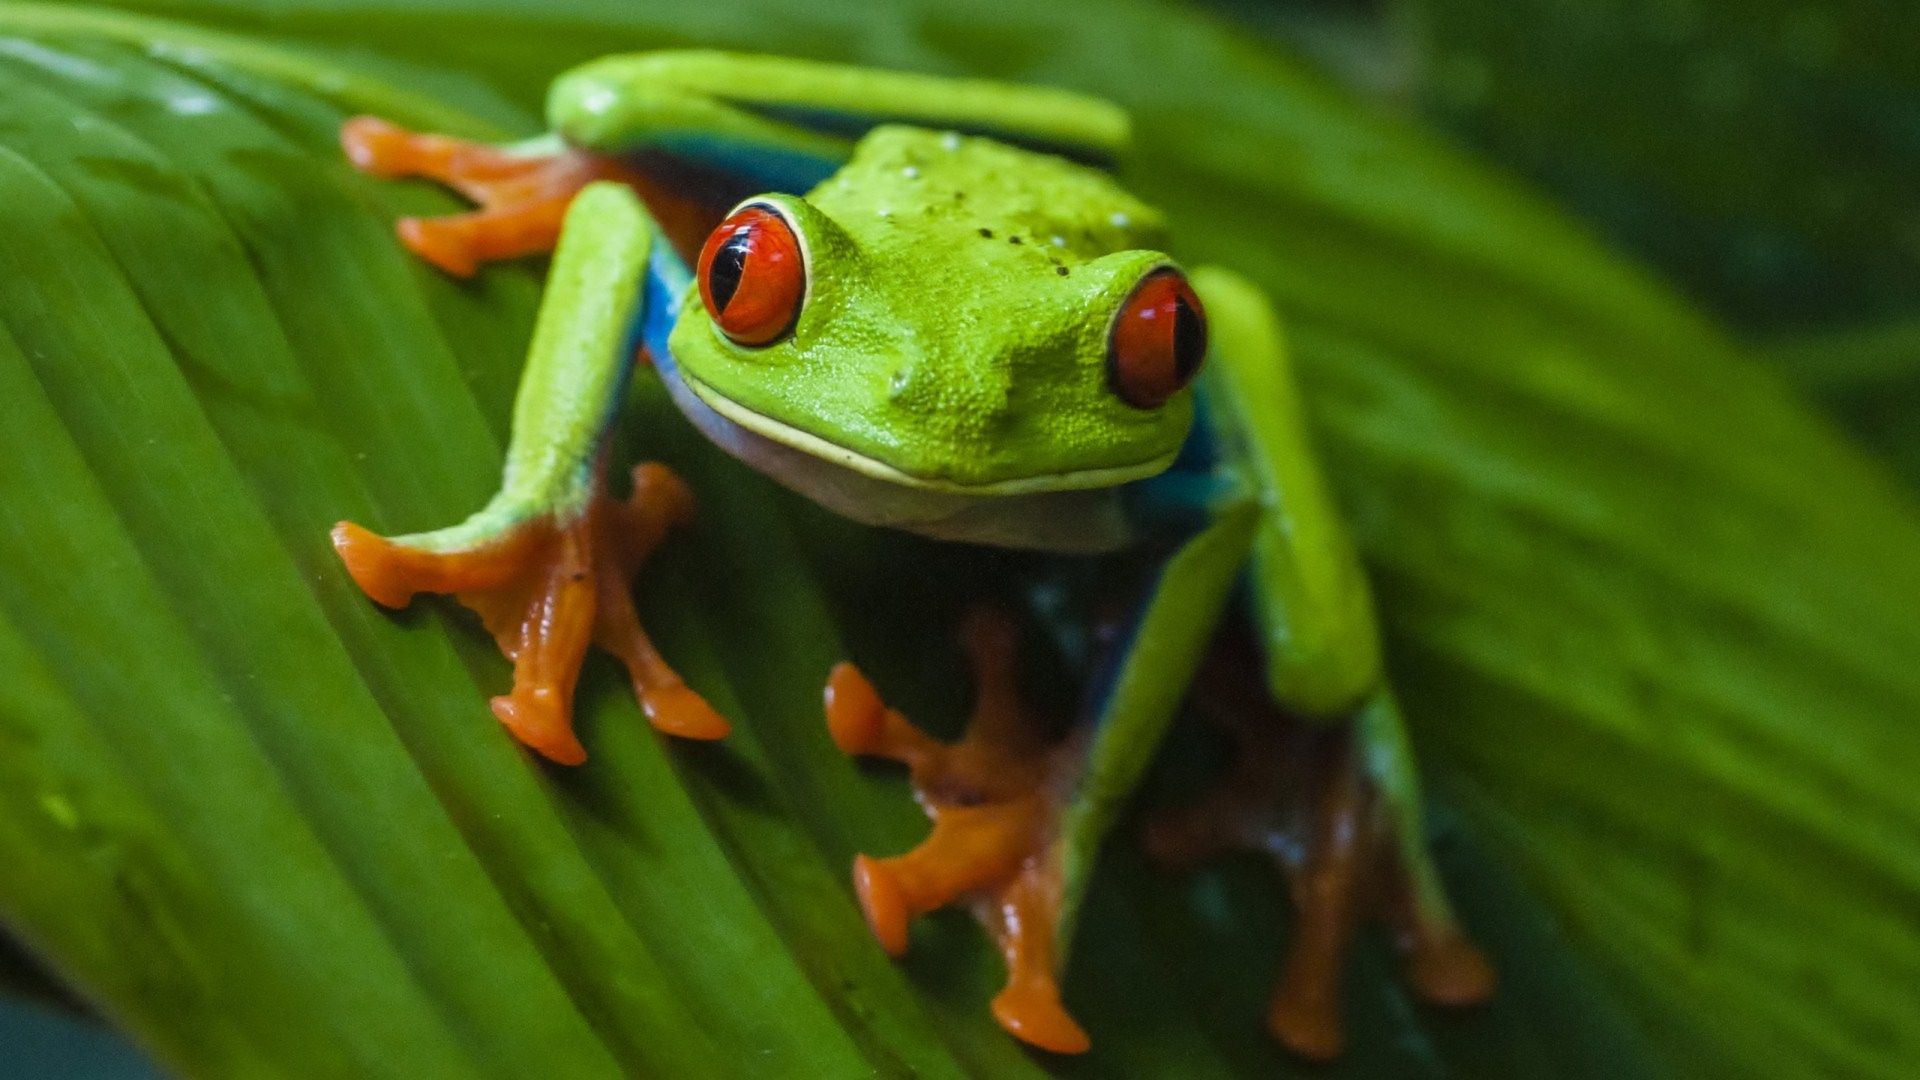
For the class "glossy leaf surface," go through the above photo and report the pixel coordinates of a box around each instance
[0,3,1915,1079]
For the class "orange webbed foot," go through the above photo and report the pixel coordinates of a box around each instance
[341,115,653,276]
[827,609,1091,1055]
[335,462,727,764]
[1142,632,1494,1061]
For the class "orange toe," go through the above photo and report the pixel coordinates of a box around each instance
[1405,931,1497,1006]
[339,115,411,177]
[491,690,588,766]
[1268,990,1343,1063]
[642,683,731,741]
[331,521,419,609]
[396,217,483,277]
[626,463,696,524]
[853,854,911,956]
[825,663,888,755]
[992,980,1090,1055]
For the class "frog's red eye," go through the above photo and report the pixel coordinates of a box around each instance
[698,204,806,346]
[1108,268,1206,409]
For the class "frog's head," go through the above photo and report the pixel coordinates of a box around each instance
[667,126,1205,495]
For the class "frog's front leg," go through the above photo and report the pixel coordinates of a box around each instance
[827,507,1260,1055]
[825,609,1091,1054]
[334,182,727,763]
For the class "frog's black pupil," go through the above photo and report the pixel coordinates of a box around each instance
[708,228,752,313]
[1172,294,1205,379]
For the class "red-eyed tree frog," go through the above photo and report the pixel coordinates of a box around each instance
[331,51,1494,1060]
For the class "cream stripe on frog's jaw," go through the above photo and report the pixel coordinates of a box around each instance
[679,369,1176,495]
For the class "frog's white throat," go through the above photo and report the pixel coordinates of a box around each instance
[657,361,1135,553]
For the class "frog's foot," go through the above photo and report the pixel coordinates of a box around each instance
[333,462,729,764]
[341,115,652,276]
[825,609,1091,1055]
[1142,654,1493,1060]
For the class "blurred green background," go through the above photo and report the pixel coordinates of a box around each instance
[1212,0,1920,490]
[1264,0,1920,485]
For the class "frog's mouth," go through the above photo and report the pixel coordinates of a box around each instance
[678,369,1176,496]
[658,361,1139,552]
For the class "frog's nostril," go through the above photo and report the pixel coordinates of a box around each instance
[888,369,911,398]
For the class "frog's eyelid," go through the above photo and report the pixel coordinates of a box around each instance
[1096,258,1182,340]
[1105,263,1206,410]
[699,200,810,347]
[718,195,815,315]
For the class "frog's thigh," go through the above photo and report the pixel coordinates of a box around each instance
[545,51,1131,173]
[1187,264,1383,722]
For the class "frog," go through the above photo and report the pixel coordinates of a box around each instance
[330,51,1495,1059]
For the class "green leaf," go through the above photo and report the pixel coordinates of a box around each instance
[1765,320,1920,488]
[1403,0,1920,494]
[1408,0,1920,332]
[1,3,1916,1079]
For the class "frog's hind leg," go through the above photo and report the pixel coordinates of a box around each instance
[1362,693,1500,1009]
[341,115,654,276]
[1142,632,1494,1060]
[825,609,1093,1055]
